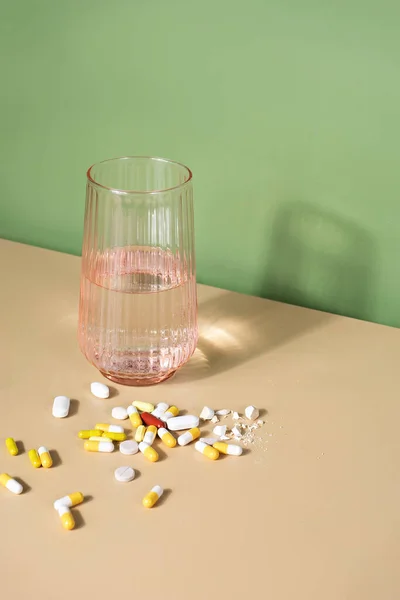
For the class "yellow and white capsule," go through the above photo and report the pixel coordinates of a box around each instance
[78,429,103,439]
[160,405,179,422]
[101,432,127,442]
[177,427,200,446]
[5,437,18,456]
[38,446,53,468]
[54,491,84,511]
[152,403,169,418]
[157,427,176,448]
[142,485,163,508]
[195,441,219,460]
[84,440,114,453]
[143,425,157,446]
[95,423,124,433]
[213,442,243,456]
[139,442,159,462]
[88,436,108,442]
[132,400,154,413]
[0,473,23,494]
[28,449,41,468]
[135,425,146,442]
[58,505,75,530]
[127,406,143,428]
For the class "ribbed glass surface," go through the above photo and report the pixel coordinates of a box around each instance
[79,157,197,386]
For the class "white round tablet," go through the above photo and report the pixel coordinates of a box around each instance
[90,382,110,399]
[111,406,128,420]
[119,440,139,455]
[114,466,135,482]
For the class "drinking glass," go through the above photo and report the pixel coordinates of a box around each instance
[78,156,197,385]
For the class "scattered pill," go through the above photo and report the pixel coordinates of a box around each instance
[232,412,240,420]
[5,437,18,456]
[132,400,154,413]
[245,405,259,420]
[88,436,108,442]
[157,428,176,448]
[127,406,143,428]
[0,473,23,494]
[211,415,219,424]
[114,466,135,482]
[119,440,139,455]
[139,442,159,462]
[58,505,75,530]
[216,409,230,416]
[232,424,244,438]
[142,485,163,508]
[54,492,84,511]
[84,440,114,453]
[135,425,146,442]
[160,406,179,421]
[213,425,227,437]
[199,437,220,445]
[78,429,103,439]
[213,442,243,456]
[178,427,200,446]
[90,382,110,399]
[28,449,41,468]
[38,446,53,468]
[141,412,165,429]
[200,406,215,420]
[167,415,199,431]
[143,426,157,446]
[151,403,169,418]
[111,406,128,420]
[52,396,70,418]
[95,423,124,433]
[195,441,219,460]
[101,432,127,442]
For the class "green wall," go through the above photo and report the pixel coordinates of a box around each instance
[1,1,400,326]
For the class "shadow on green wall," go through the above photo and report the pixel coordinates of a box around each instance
[261,201,375,322]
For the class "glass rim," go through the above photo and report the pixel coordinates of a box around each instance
[86,155,193,195]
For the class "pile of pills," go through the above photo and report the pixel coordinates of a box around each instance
[1,380,262,531]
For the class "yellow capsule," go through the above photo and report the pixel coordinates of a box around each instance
[157,427,176,448]
[58,505,75,530]
[0,473,23,494]
[132,400,155,413]
[177,427,200,446]
[142,485,163,508]
[213,442,243,456]
[161,405,179,421]
[135,425,146,442]
[95,423,124,433]
[78,429,103,439]
[127,406,143,428]
[195,441,219,460]
[101,432,127,442]
[5,437,18,456]
[84,440,114,452]
[54,492,84,510]
[143,425,157,446]
[38,446,53,468]
[139,442,159,462]
[28,449,42,468]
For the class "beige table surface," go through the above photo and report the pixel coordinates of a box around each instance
[0,239,399,600]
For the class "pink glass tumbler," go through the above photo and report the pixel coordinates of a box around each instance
[78,156,198,386]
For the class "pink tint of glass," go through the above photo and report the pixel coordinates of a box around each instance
[78,156,197,386]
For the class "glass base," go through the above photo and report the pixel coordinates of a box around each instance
[100,369,177,386]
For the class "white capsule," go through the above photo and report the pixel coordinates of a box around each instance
[143,426,157,446]
[167,415,199,431]
[90,382,110,399]
[114,466,135,482]
[200,406,215,420]
[52,396,70,418]
[111,406,128,420]
[216,409,230,416]
[245,405,259,420]
[213,425,227,437]
[151,403,169,418]
[119,440,139,455]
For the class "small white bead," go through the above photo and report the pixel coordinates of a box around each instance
[90,382,110,399]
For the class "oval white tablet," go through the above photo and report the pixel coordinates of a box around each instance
[91,382,110,399]
[111,406,128,420]
[166,415,199,431]
[119,440,139,455]
[52,396,70,418]
[114,466,135,482]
